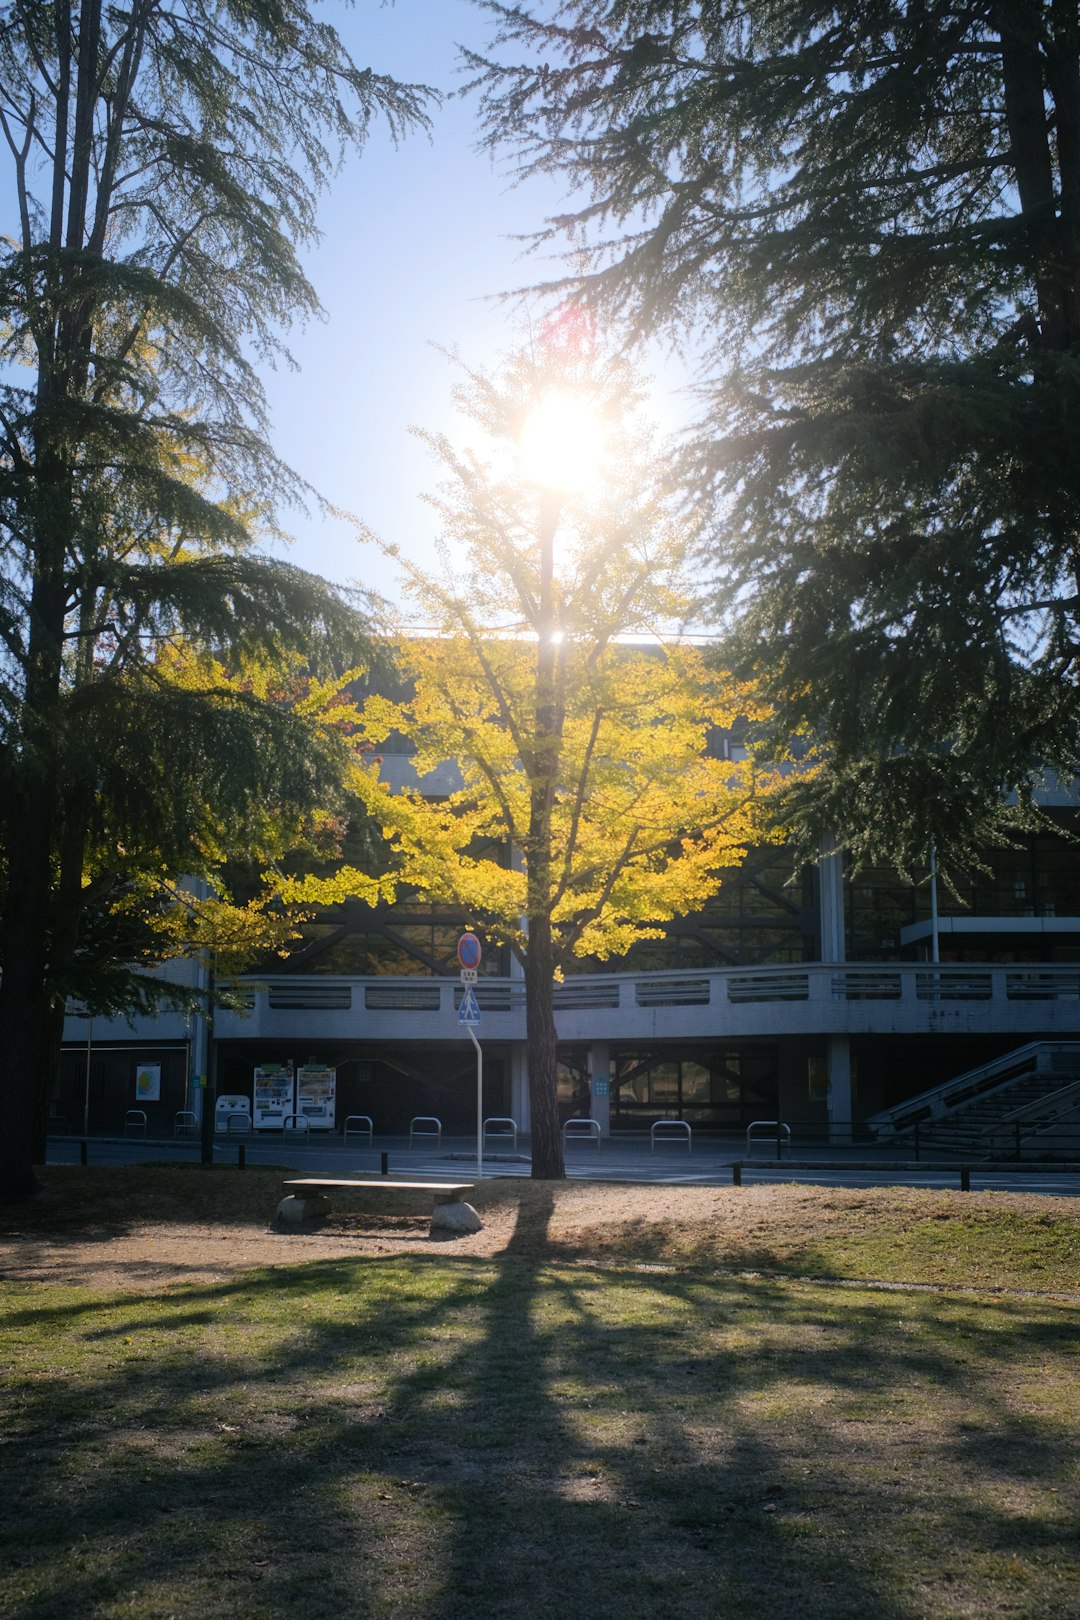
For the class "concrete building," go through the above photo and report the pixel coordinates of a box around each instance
[58,771,1080,1144]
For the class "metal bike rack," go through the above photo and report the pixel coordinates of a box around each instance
[563,1118,602,1151]
[482,1116,518,1152]
[409,1115,442,1150]
[746,1120,791,1158]
[651,1119,692,1155]
[344,1114,374,1147]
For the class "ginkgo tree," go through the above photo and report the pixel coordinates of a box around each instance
[334,349,777,1178]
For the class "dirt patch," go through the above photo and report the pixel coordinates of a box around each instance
[2,1164,1079,1292]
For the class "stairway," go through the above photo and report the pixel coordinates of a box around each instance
[866,1042,1080,1156]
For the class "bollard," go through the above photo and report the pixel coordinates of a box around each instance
[732,1160,742,1186]
[237,1144,245,1170]
[960,1164,970,1192]
[913,1122,920,1162]
[381,1151,389,1177]
[79,1139,88,1167]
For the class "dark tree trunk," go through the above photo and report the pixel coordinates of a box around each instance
[523,915,564,1179]
[0,1015,47,1201]
[523,493,567,1180]
[0,427,74,1199]
[0,777,57,1198]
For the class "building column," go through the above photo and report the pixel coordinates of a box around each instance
[589,1041,611,1136]
[819,835,845,962]
[827,1035,853,1144]
[510,1042,530,1134]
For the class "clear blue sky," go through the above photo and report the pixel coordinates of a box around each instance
[263,0,578,608]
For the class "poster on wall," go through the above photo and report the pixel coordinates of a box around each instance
[253,1063,295,1130]
[296,1065,336,1131]
[134,1063,161,1103]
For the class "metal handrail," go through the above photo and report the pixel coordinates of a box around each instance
[868,1041,1080,1135]
[124,1109,147,1137]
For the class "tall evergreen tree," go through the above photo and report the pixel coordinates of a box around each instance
[0,1,431,1198]
[470,2,1080,866]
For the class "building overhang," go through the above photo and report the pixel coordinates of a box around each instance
[901,916,1080,946]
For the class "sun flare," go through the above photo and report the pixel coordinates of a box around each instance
[518,389,606,496]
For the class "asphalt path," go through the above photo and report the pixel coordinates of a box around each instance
[45,1132,1080,1198]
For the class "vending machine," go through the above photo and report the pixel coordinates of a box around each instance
[296,1063,336,1130]
[252,1062,295,1130]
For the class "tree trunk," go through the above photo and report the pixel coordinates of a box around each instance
[0,439,75,1197]
[524,915,565,1180]
[0,1008,47,1201]
[524,492,566,1180]
[0,776,57,1199]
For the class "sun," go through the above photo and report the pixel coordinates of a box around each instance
[518,388,607,497]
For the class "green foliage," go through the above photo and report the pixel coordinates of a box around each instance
[0,0,432,1189]
[471,2,1080,868]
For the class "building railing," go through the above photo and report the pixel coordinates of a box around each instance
[224,962,1080,1019]
[56,960,1066,1054]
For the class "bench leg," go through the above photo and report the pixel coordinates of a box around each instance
[429,1198,483,1236]
[275,1193,331,1227]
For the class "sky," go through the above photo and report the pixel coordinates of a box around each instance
[261,0,591,611]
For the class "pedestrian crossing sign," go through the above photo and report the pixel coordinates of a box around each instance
[458,986,481,1025]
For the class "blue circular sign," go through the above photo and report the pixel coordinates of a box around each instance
[457,932,482,969]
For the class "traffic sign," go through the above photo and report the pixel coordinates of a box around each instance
[457,932,482,969]
[460,967,478,985]
[458,986,481,1025]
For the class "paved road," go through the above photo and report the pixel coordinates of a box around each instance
[46,1132,1080,1197]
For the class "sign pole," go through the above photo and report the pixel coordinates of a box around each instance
[456,932,485,1178]
[468,1025,483,1175]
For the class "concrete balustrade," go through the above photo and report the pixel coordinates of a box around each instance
[169,963,1080,1048]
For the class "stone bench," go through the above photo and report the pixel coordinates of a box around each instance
[275,1178,482,1236]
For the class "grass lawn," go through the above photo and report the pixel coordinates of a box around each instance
[1,1177,1079,1618]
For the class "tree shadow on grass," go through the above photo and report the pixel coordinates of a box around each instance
[1,1220,1079,1617]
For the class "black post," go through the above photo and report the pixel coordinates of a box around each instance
[913,1122,920,1162]
[1015,1122,1021,1161]
[79,1138,87,1167]
[960,1164,970,1192]
[237,1143,245,1170]
[732,1160,742,1186]
[381,1151,389,1177]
